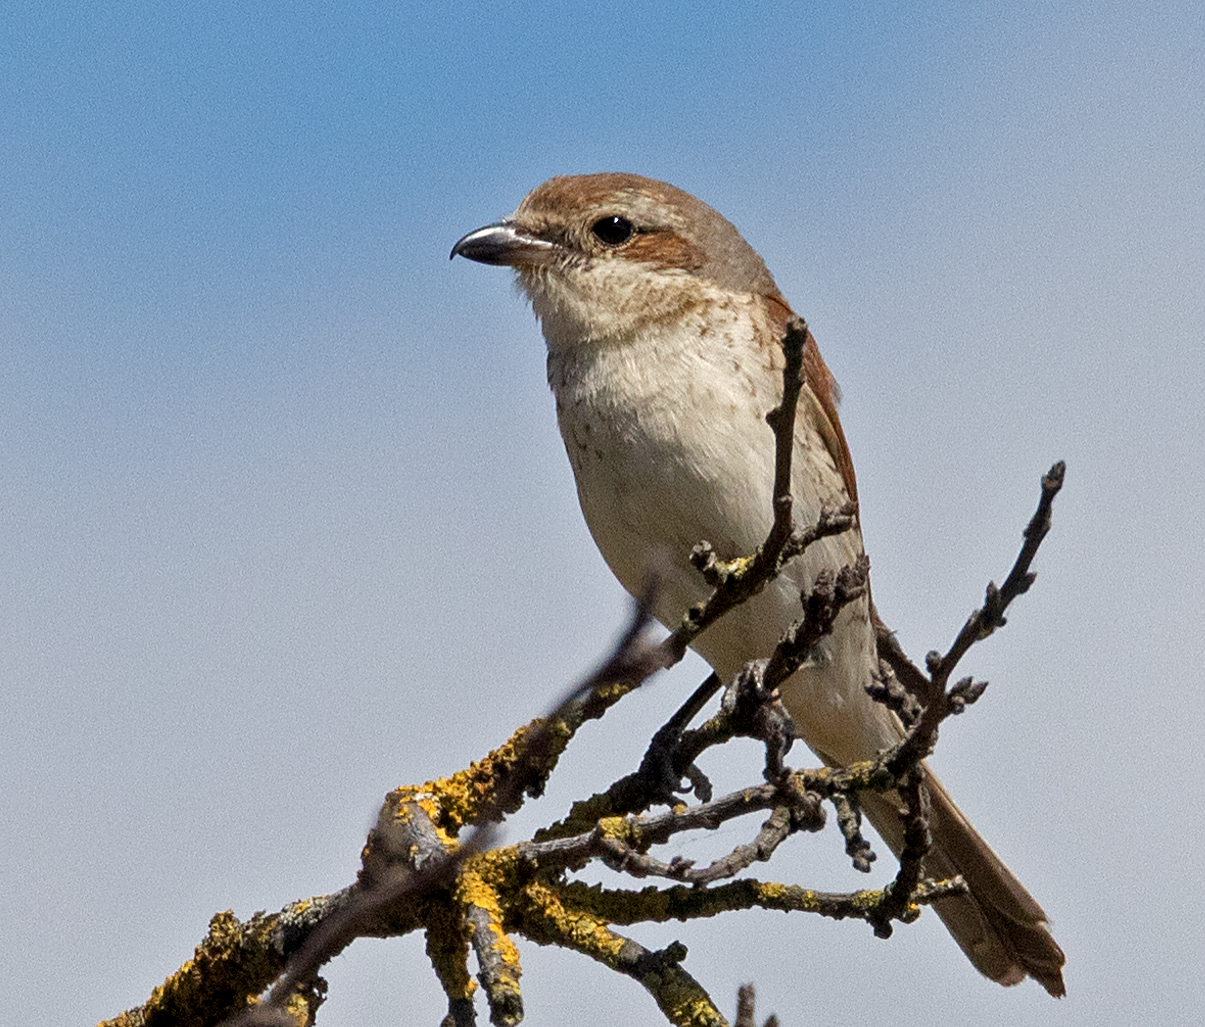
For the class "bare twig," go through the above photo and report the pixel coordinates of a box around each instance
[735,984,779,1027]
[831,792,875,873]
[883,462,1066,779]
[934,460,1064,681]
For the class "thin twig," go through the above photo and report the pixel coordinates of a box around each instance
[884,461,1066,778]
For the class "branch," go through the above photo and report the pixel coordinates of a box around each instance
[100,306,1065,1026]
[879,461,1066,779]
[734,984,779,1027]
[515,882,728,1027]
[555,874,966,931]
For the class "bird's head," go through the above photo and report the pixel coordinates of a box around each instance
[452,173,780,350]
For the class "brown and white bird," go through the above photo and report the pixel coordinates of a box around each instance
[452,173,1065,996]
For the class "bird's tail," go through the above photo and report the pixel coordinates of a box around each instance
[859,769,1066,997]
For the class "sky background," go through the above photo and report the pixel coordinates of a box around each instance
[3,2,1203,1024]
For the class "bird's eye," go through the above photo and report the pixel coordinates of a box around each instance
[591,215,635,247]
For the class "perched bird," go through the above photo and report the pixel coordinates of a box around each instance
[452,173,1065,996]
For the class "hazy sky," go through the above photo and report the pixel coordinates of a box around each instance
[3,3,1202,1025]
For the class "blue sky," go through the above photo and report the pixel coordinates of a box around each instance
[3,3,1203,1025]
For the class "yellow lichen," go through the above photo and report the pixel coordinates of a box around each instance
[424,904,477,1003]
[596,814,645,848]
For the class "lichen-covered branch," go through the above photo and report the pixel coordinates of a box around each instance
[100,319,1065,1027]
[555,874,966,929]
[382,578,668,846]
[515,881,727,1027]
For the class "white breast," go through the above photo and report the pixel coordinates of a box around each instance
[538,277,899,765]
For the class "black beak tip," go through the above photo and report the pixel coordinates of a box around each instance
[450,223,508,265]
[449,231,475,261]
[449,222,559,267]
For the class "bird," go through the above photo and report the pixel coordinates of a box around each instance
[451,172,1065,996]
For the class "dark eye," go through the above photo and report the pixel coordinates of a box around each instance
[591,215,635,247]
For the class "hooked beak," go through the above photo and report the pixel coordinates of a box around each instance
[450,221,562,267]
